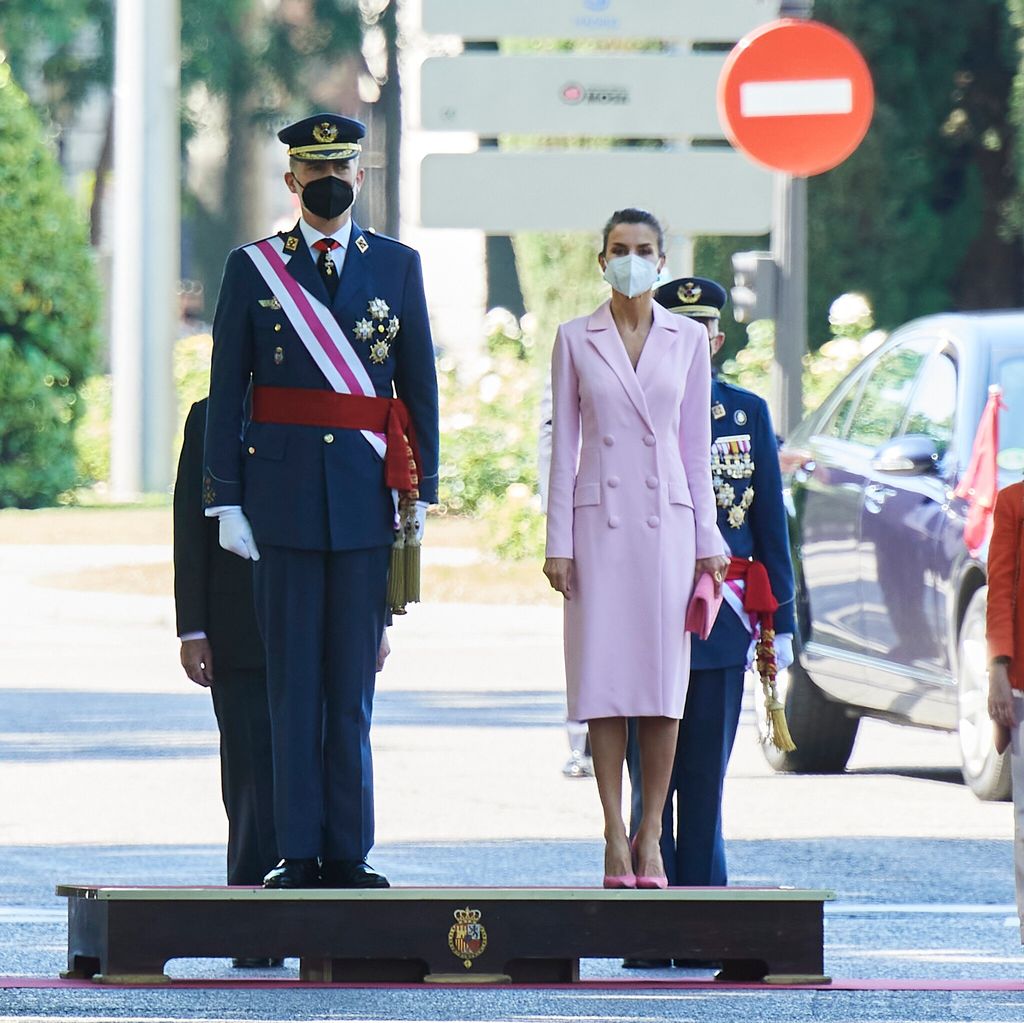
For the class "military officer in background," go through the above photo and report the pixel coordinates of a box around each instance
[655,275,795,888]
[627,278,795,947]
[203,113,439,889]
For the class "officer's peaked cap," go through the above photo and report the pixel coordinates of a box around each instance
[654,276,728,320]
[278,113,365,161]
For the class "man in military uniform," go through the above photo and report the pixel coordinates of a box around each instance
[648,276,795,891]
[203,113,439,889]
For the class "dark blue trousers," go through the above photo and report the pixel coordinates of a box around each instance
[208,667,278,885]
[628,665,745,886]
[254,543,389,861]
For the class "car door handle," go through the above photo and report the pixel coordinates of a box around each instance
[864,483,897,513]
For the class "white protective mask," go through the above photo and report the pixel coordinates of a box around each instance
[602,253,660,298]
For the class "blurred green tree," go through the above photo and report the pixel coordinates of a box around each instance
[805,0,1021,335]
[0,63,100,505]
[0,0,114,243]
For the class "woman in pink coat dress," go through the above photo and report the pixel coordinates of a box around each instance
[543,209,728,888]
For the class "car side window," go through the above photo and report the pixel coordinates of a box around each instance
[846,345,928,449]
[901,352,957,456]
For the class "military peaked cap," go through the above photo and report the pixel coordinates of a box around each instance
[278,113,366,161]
[654,276,728,320]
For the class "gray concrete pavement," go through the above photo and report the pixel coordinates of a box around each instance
[0,540,1022,1019]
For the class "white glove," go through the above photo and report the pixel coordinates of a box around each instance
[217,507,260,561]
[412,500,428,543]
[775,633,794,672]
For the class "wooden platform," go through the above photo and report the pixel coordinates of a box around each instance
[56,884,833,985]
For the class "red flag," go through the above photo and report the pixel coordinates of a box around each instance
[954,385,1004,555]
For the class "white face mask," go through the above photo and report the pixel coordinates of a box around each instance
[602,253,660,298]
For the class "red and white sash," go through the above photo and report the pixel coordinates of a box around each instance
[243,236,387,460]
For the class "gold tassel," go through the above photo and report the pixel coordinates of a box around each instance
[388,528,407,615]
[756,628,796,753]
[404,538,421,605]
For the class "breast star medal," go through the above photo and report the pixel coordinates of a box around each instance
[356,298,399,363]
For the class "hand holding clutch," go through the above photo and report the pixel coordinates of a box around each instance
[685,572,723,641]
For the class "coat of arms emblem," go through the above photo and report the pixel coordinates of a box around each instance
[312,121,339,144]
[448,906,488,968]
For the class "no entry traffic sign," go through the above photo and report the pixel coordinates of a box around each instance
[717,19,874,176]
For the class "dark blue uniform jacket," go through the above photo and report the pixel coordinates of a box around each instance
[203,221,439,552]
[692,378,796,670]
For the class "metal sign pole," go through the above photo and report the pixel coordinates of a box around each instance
[770,0,813,438]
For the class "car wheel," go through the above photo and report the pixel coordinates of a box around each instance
[755,655,860,773]
[957,588,1011,801]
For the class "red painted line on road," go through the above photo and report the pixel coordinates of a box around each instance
[3,976,1024,992]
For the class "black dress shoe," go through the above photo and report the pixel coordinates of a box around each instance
[320,859,390,889]
[232,957,285,968]
[262,858,320,889]
[622,958,672,969]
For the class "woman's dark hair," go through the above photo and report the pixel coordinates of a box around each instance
[601,208,665,256]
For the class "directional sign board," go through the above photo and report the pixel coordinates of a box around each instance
[718,19,874,175]
[423,0,779,42]
[421,54,728,136]
[420,150,772,234]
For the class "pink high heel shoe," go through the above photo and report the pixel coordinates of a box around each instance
[631,836,668,890]
[604,839,637,888]
[603,872,637,889]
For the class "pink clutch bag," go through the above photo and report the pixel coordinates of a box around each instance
[685,573,723,641]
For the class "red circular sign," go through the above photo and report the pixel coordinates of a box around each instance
[717,19,874,176]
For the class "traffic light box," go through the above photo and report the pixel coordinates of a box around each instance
[730,251,777,323]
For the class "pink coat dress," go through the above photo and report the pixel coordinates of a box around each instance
[545,300,724,720]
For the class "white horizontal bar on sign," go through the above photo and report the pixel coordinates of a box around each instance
[739,78,854,118]
[419,150,773,235]
[421,53,727,137]
[421,0,780,42]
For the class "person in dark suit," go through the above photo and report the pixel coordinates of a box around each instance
[624,277,796,966]
[174,397,280,967]
[202,113,439,890]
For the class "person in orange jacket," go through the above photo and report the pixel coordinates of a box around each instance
[986,479,1024,944]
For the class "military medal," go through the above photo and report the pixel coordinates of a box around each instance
[355,298,399,360]
[274,346,284,365]
[712,402,726,420]
[734,409,748,426]
[259,297,282,310]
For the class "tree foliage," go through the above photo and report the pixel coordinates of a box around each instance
[0,64,100,506]
[805,0,1021,337]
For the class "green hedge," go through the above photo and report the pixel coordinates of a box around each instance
[0,62,100,506]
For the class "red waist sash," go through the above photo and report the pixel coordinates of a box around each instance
[725,557,778,630]
[251,385,421,497]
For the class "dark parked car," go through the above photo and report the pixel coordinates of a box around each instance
[760,312,1024,800]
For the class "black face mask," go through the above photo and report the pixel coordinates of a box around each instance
[299,175,354,220]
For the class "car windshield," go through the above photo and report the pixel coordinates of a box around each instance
[995,355,1024,471]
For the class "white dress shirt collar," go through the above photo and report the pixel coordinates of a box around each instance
[298,215,353,256]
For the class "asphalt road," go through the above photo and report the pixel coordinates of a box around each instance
[0,542,1021,1021]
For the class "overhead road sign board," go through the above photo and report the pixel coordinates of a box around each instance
[419,150,772,234]
[717,19,874,176]
[421,53,729,137]
[422,0,780,42]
